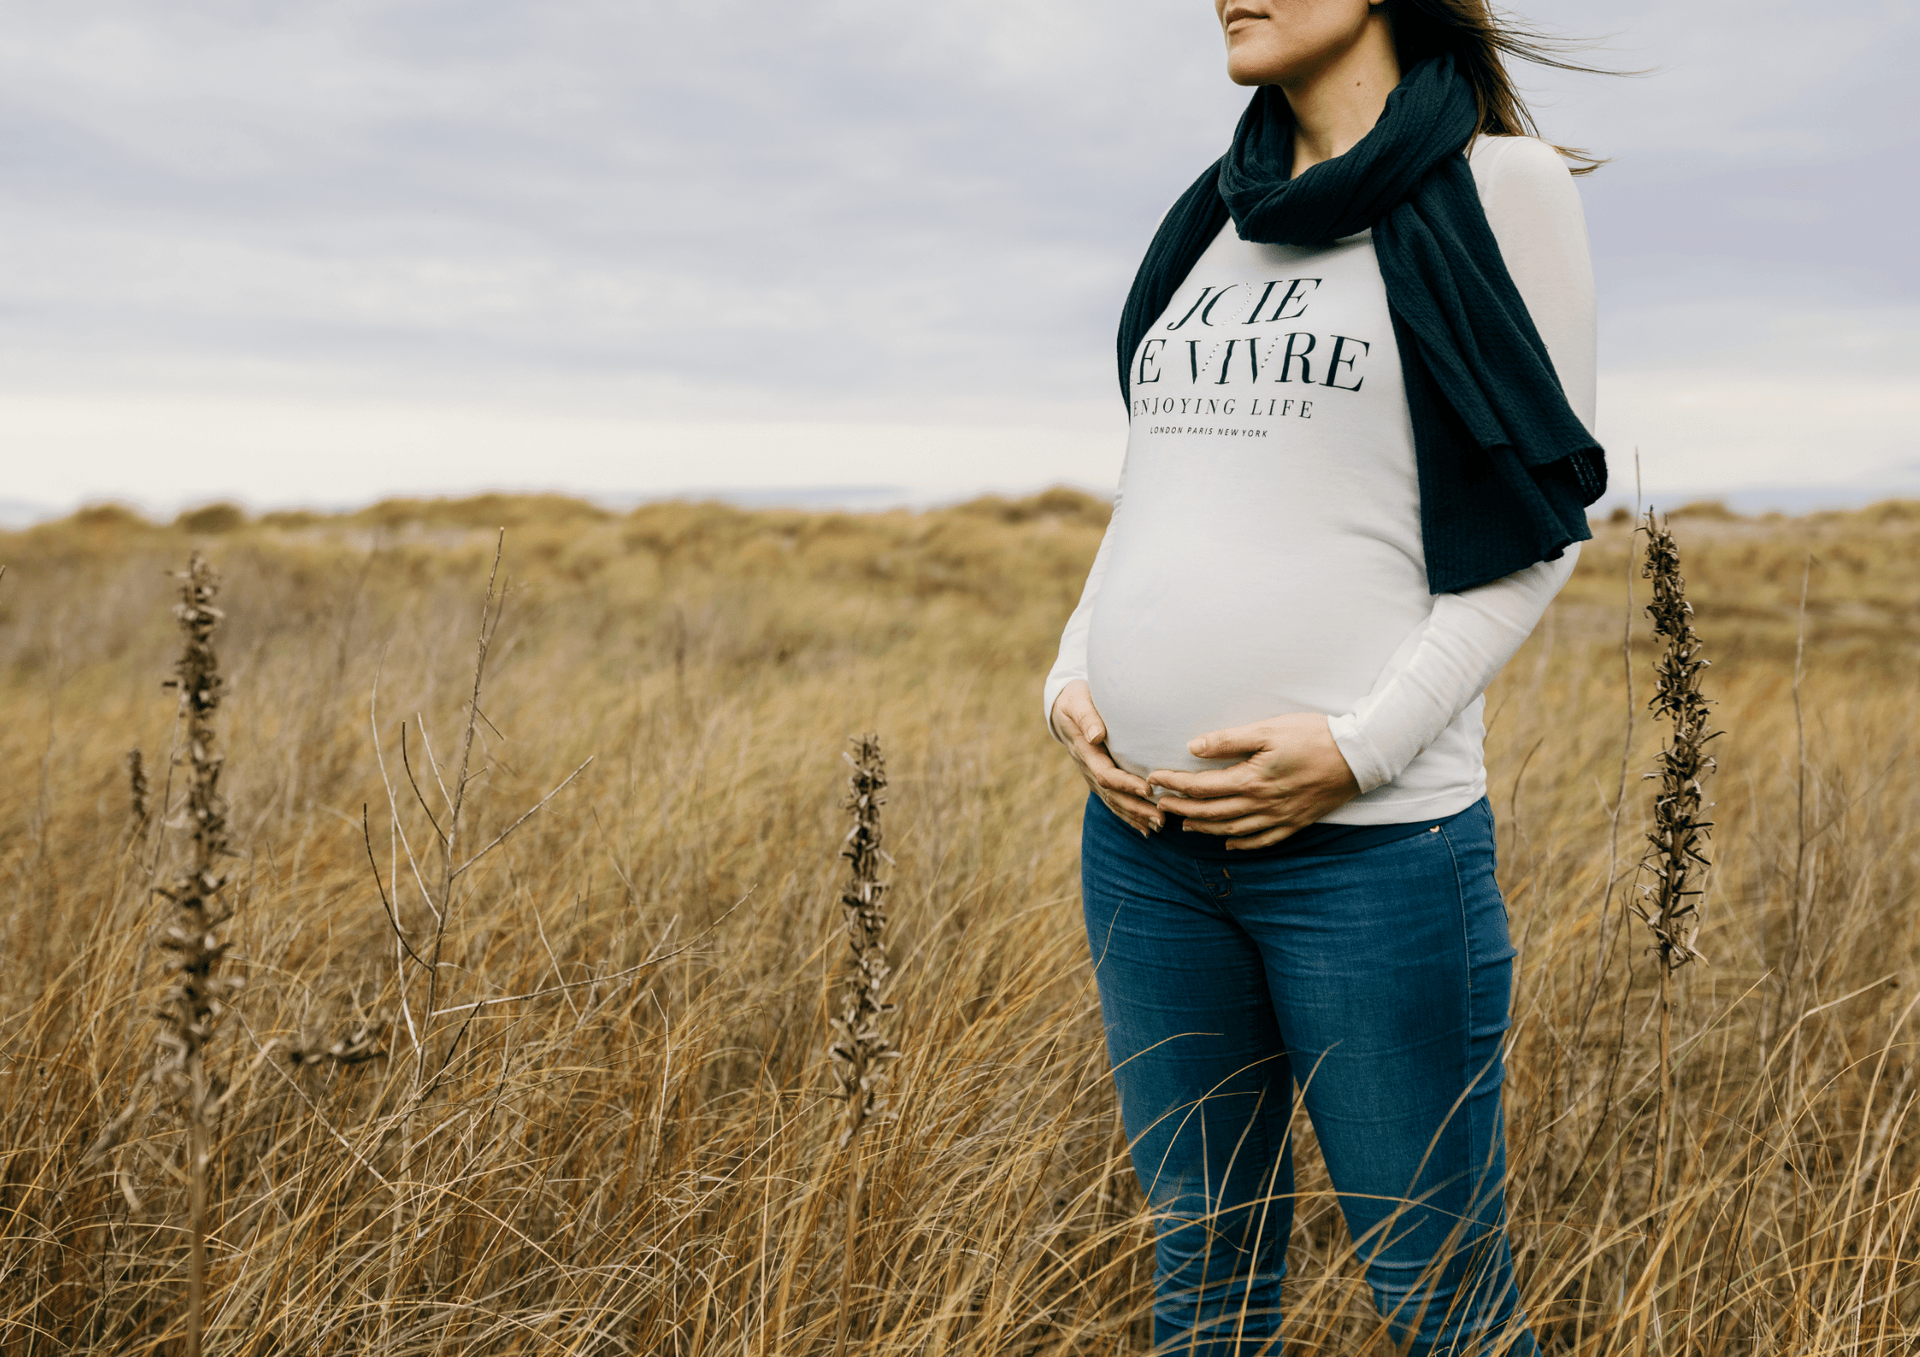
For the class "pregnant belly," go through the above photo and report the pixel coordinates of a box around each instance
[1084,567,1428,779]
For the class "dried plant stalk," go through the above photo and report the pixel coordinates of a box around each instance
[1635,509,1719,1347]
[829,733,900,1356]
[154,552,241,1357]
[1638,511,1716,977]
[830,733,899,1145]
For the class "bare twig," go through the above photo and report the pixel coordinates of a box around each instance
[369,664,438,930]
[428,887,753,1017]
[1793,553,1812,896]
[400,722,447,842]
[1598,462,1645,968]
[364,804,429,971]
[1566,462,1643,1205]
[422,529,507,1063]
[1781,551,1817,1040]
[452,756,595,879]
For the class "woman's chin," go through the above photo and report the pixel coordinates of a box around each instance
[1224,39,1295,86]
[1224,57,1273,86]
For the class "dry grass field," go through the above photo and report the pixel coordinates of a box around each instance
[3,489,1919,1355]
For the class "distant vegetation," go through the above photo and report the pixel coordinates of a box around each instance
[3,490,1918,1353]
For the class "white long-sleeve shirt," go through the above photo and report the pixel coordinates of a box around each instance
[1044,134,1596,824]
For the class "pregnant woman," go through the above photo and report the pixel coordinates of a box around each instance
[1045,1,1606,1353]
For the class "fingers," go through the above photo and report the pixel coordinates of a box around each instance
[1049,682,1165,836]
[1179,811,1280,838]
[1146,766,1255,800]
[1072,755,1160,833]
[1076,741,1153,801]
[1101,769,1157,803]
[1079,768,1161,834]
[1156,793,1262,822]
[1051,681,1106,747]
[1223,823,1301,851]
[1187,722,1271,761]
[1106,790,1164,835]
[1063,702,1106,748]
[1054,684,1150,799]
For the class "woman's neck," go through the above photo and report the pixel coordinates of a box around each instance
[1280,16,1401,178]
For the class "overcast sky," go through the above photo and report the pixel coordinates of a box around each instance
[2,0,1916,517]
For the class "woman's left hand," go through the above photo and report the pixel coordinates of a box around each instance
[1147,713,1362,850]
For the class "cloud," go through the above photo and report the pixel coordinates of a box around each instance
[0,3,1235,416]
[0,0,1913,509]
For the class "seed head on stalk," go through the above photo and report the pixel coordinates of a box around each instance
[1635,509,1720,1335]
[828,733,900,1149]
[154,551,240,1357]
[1637,510,1718,971]
[827,733,902,1357]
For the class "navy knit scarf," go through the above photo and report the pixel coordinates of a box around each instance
[1117,54,1606,594]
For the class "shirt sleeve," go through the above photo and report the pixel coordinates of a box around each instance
[1326,136,1597,793]
[1475,134,1597,430]
[1042,477,1125,743]
[1326,544,1579,792]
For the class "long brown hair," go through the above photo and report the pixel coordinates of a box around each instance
[1387,0,1616,174]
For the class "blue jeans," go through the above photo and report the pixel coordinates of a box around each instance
[1080,794,1538,1357]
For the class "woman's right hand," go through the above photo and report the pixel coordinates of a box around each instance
[1050,680,1163,837]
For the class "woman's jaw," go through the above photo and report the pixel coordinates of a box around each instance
[1215,0,1394,89]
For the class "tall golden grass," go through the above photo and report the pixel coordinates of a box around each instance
[2,489,1918,1354]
